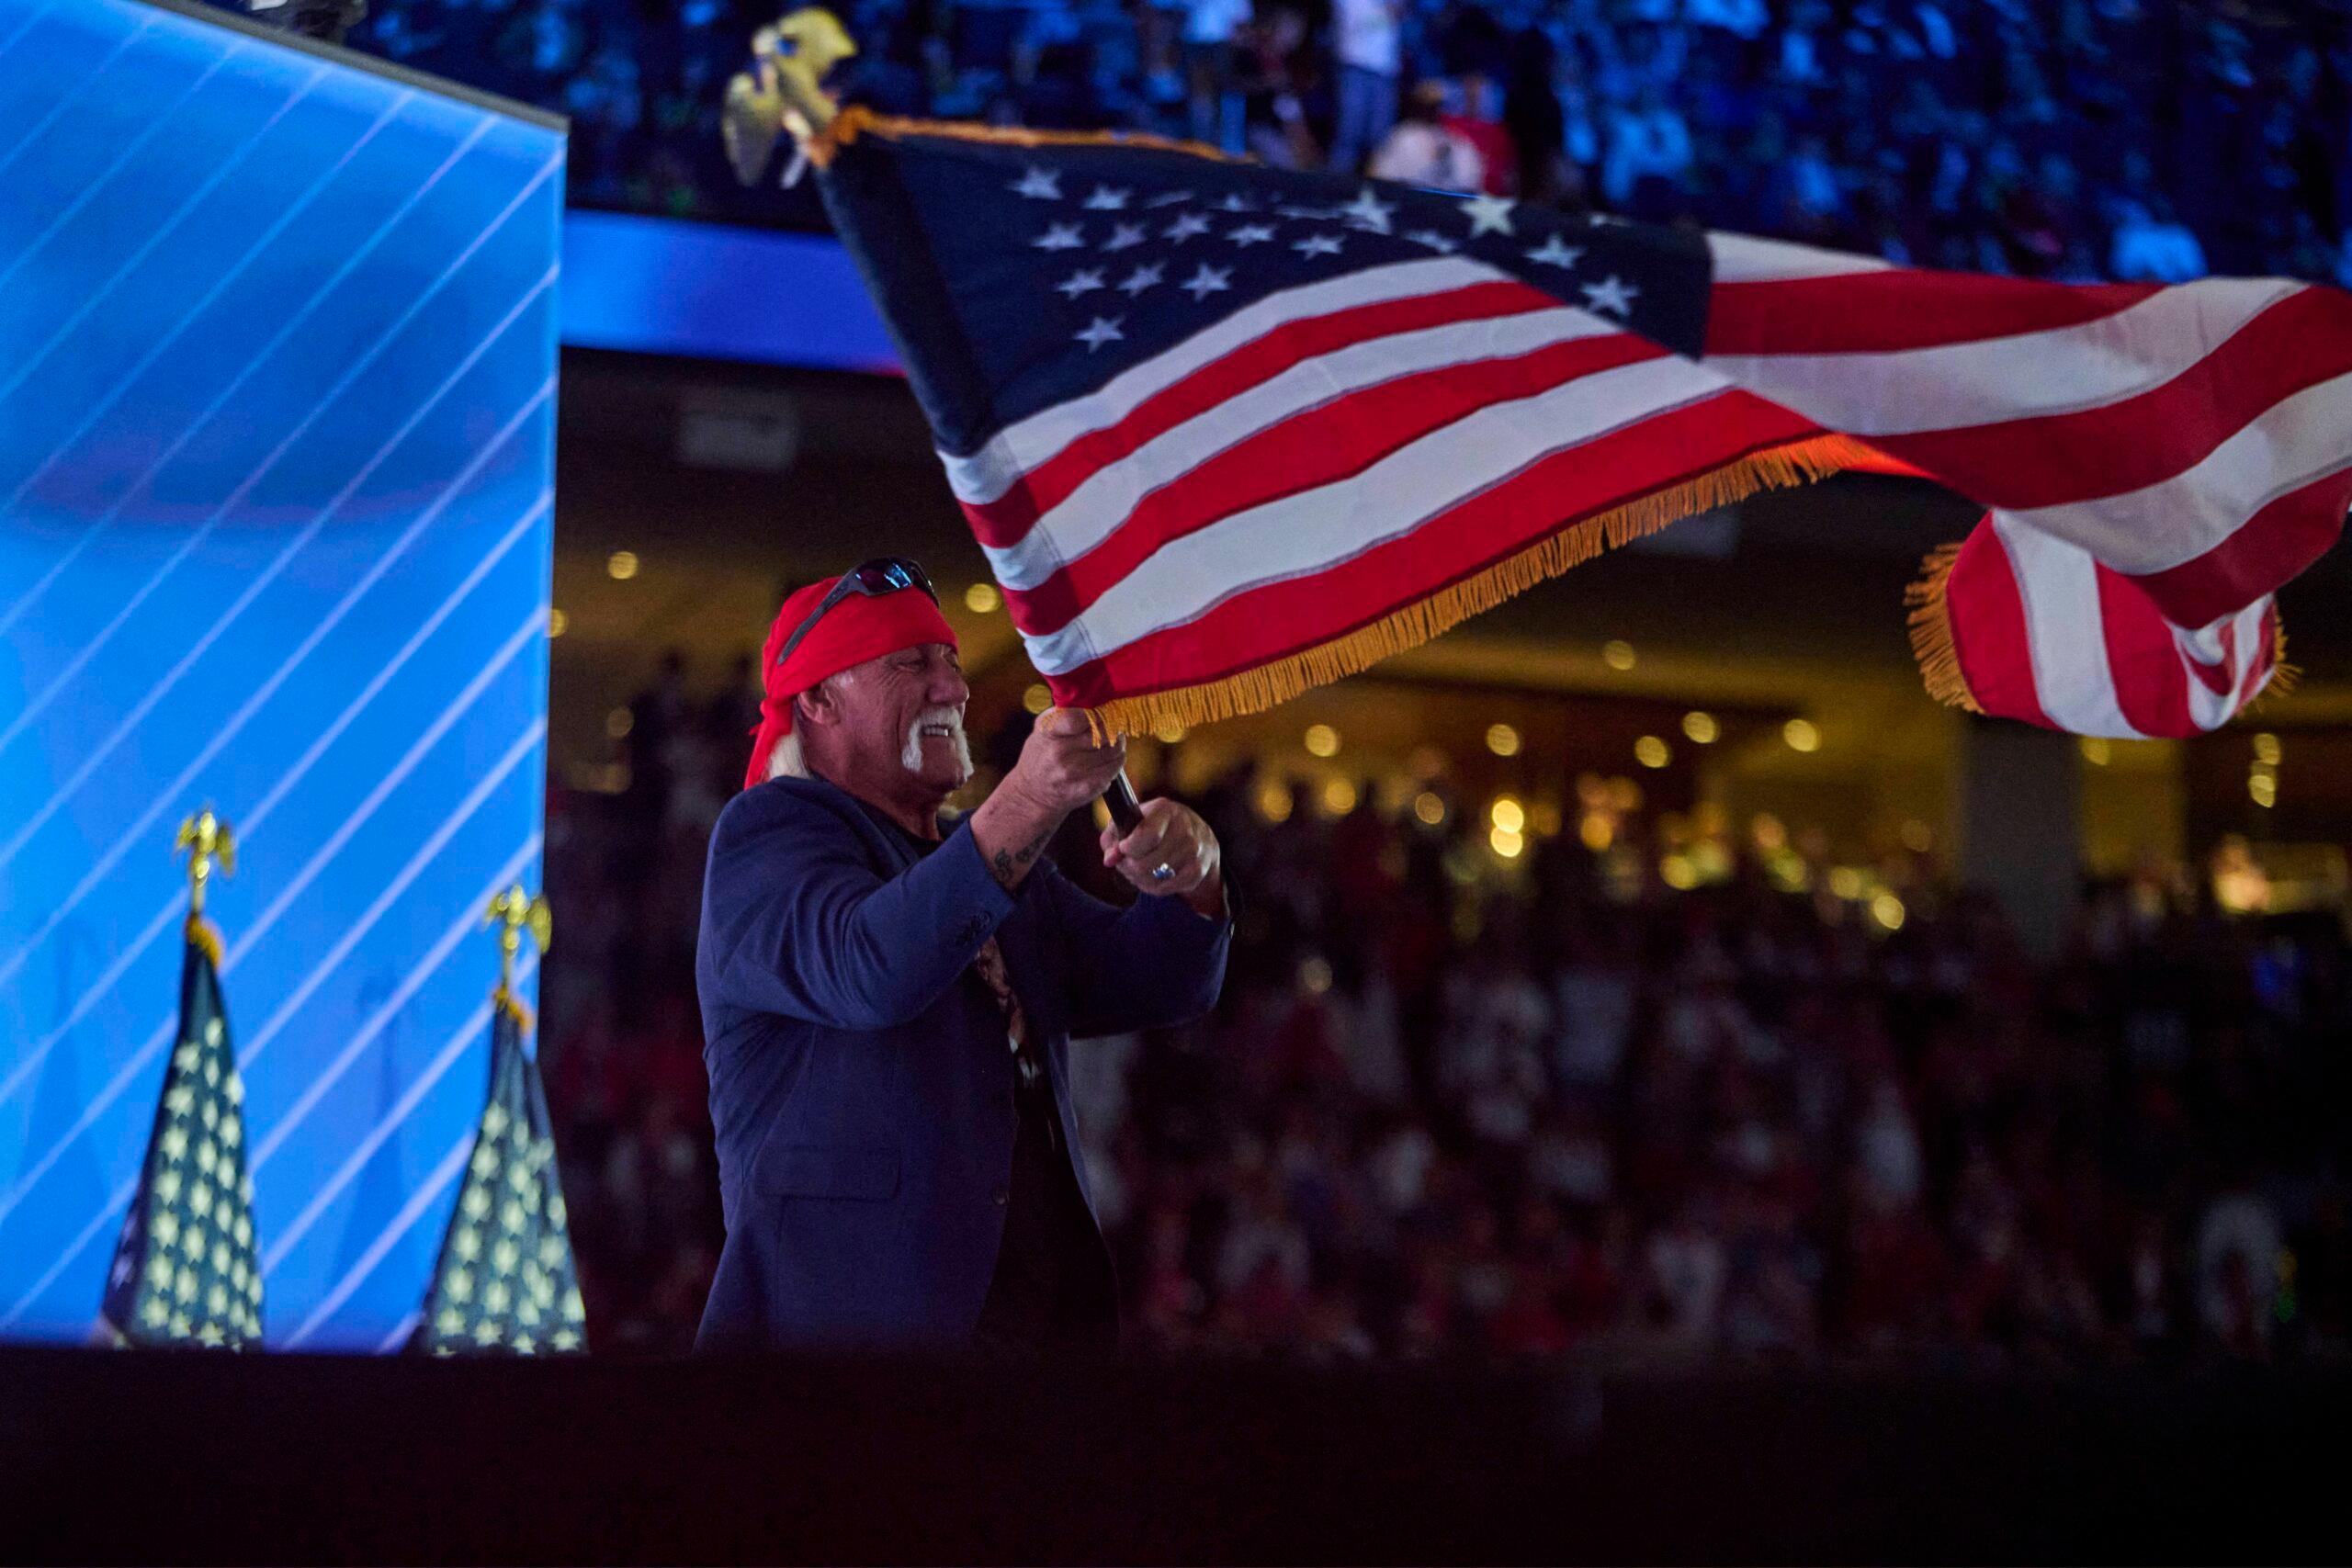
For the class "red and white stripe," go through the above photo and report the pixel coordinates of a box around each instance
[1701,230,2351,735]
[947,228,2347,732]
[948,255,1808,708]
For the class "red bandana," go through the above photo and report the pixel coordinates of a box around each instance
[742,575,960,789]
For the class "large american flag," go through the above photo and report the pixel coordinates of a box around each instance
[812,111,2351,739]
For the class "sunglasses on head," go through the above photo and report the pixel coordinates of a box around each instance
[775,558,939,667]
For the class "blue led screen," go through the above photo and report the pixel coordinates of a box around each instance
[0,0,561,1350]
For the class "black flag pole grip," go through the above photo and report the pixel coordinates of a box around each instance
[1104,771,1145,832]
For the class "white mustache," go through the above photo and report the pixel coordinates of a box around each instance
[902,706,973,782]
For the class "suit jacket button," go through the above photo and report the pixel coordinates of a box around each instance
[992,1186,1009,1207]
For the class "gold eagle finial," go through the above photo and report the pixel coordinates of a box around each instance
[485,886,552,1026]
[723,7,857,186]
[175,808,236,919]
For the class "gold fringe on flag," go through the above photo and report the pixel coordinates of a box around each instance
[1903,539,1983,716]
[2240,617,2300,716]
[1088,434,1888,739]
[185,914,224,969]
[811,105,1241,169]
[492,986,536,1036]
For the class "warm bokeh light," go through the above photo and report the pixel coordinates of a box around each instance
[1488,796,1525,833]
[1299,955,1333,995]
[1256,781,1294,822]
[1413,791,1446,826]
[1871,892,1907,931]
[1827,866,1864,899]
[963,581,1001,613]
[605,706,634,739]
[1579,811,1613,852]
[2079,737,2110,766]
[548,607,568,638]
[1023,683,1052,715]
[1681,710,1718,744]
[1489,825,1523,859]
[1304,723,1340,758]
[1901,819,1934,853]
[1322,777,1358,815]
[2249,772,2278,808]
[1530,800,1562,837]
[1153,718,1188,744]
[1782,718,1821,752]
[1750,813,1787,852]
[1660,854,1699,890]
[1601,639,1636,671]
[1634,735,1670,769]
[2254,732,2282,765]
[1485,723,1521,758]
[605,549,639,581]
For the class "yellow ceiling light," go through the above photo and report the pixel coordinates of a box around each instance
[1322,777,1358,815]
[1303,723,1340,758]
[1489,824,1523,859]
[2253,732,2282,766]
[1634,735,1670,769]
[1782,718,1821,753]
[548,607,568,638]
[1413,791,1446,826]
[1871,892,1907,931]
[1681,711,1718,744]
[1488,796,1525,833]
[2079,737,2110,766]
[605,706,634,739]
[1486,722,1521,758]
[2249,773,2278,808]
[1153,718,1188,744]
[1256,781,1294,823]
[605,550,639,581]
[1601,639,1636,671]
[963,581,1001,613]
[1578,811,1612,852]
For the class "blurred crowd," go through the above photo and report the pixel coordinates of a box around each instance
[535,660,2352,1364]
[339,0,2352,285]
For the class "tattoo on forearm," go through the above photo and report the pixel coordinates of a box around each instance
[989,828,1054,889]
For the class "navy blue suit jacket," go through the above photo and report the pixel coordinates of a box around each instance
[694,775,1231,1350]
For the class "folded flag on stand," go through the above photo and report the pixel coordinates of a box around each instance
[98,812,263,1349]
[412,888,583,1356]
[799,107,2349,739]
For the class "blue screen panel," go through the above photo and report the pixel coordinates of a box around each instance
[561,209,900,373]
[0,0,561,1351]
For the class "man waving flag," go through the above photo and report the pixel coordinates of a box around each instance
[755,41,2347,740]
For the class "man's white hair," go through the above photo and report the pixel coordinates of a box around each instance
[763,669,853,782]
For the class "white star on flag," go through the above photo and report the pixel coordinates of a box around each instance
[1294,231,1344,257]
[1461,193,1516,236]
[1117,262,1165,297]
[1102,221,1148,251]
[1215,192,1255,212]
[1404,229,1459,254]
[1580,274,1639,316]
[1011,166,1060,199]
[1164,211,1212,243]
[1227,222,1275,247]
[1083,185,1131,210]
[1180,263,1232,299]
[1342,187,1396,232]
[1145,189,1193,207]
[1526,234,1585,268]
[1033,222,1084,251]
[1056,268,1105,299]
[1075,315,1125,351]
